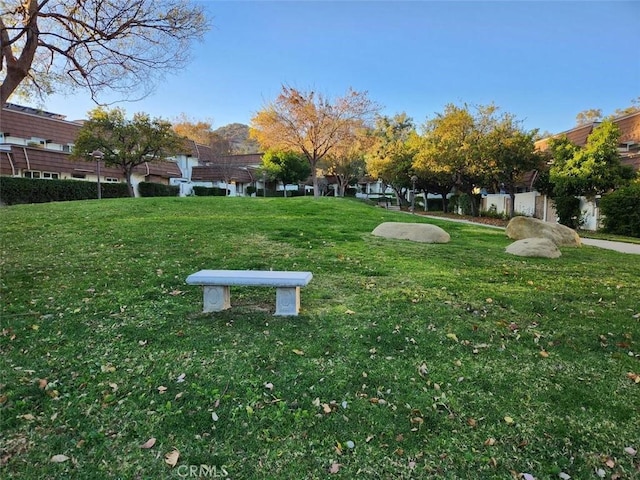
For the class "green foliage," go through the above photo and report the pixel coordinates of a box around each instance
[192,185,226,196]
[73,107,184,196]
[600,184,640,237]
[261,150,311,195]
[549,121,634,198]
[0,176,128,205]
[137,182,179,197]
[366,113,416,188]
[553,192,582,229]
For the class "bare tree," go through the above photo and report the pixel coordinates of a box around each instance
[1,0,209,105]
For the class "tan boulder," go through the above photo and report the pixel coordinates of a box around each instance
[506,216,581,247]
[372,222,450,244]
[506,238,561,258]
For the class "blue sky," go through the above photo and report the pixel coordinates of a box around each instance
[21,0,640,134]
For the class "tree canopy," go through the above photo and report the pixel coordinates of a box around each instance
[364,113,416,205]
[549,119,635,198]
[261,150,311,196]
[250,85,379,197]
[72,107,183,197]
[0,0,209,105]
[171,114,232,156]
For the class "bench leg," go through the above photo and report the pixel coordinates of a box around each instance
[202,286,231,313]
[275,287,300,316]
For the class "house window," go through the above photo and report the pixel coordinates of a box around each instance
[104,177,119,183]
[71,173,86,179]
[62,145,71,153]
[23,170,41,179]
[42,172,59,180]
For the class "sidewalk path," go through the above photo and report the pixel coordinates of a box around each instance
[419,214,640,255]
[580,238,640,255]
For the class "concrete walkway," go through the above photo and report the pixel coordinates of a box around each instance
[580,238,640,255]
[419,214,640,255]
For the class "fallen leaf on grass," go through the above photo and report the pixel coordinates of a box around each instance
[345,309,356,315]
[522,474,535,480]
[157,386,167,394]
[264,382,274,391]
[38,378,48,389]
[292,349,304,356]
[50,454,69,463]
[484,437,496,446]
[164,449,180,467]
[418,363,428,377]
[446,333,459,342]
[539,350,549,358]
[140,438,156,449]
[558,473,571,480]
[626,372,640,383]
[624,446,637,456]
[504,416,514,424]
[604,458,615,468]
[176,373,186,383]
[322,404,332,414]
[328,462,341,474]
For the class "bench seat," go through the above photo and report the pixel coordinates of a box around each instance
[186,270,313,316]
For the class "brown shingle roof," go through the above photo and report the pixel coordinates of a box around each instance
[191,153,263,183]
[1,105,81,145]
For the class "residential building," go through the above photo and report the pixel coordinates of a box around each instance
[0,103,182,195]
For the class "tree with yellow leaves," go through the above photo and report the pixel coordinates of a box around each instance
[250,85,379,197]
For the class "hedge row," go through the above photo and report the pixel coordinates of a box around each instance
[600,184,640,237]
[138,182,179,197]
[192,186,228,196]
[0,176,129,205]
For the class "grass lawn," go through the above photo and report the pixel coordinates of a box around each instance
[1,197,639,479]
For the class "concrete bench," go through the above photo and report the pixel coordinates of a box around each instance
[186,270,313,316]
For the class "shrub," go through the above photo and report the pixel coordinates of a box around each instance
[553,194,581,229]
[192,186,227,196]
[0,177,129,205]
[138,182,179,197]
[246,186,257,196]
[600,184,640,237]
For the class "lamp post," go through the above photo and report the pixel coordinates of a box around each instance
[92,150,105,199]
[410,175,418,214]
[262,171,267,198]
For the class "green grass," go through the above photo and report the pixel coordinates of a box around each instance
[1,197,639,479]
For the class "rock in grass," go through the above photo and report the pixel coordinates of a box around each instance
[506,238,561,258]
[505,216,581,247]
[372,222,450,244]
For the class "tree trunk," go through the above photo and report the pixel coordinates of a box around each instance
[125,171,135,197]
[509,191,516,218]
[310,156,320,197]
[0,0,39,105]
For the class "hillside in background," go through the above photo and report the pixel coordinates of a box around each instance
[213,123,261,154]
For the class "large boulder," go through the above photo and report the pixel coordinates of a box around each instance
[371,222,450,243]
[506,238,561,258]
[506,216,581,247]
